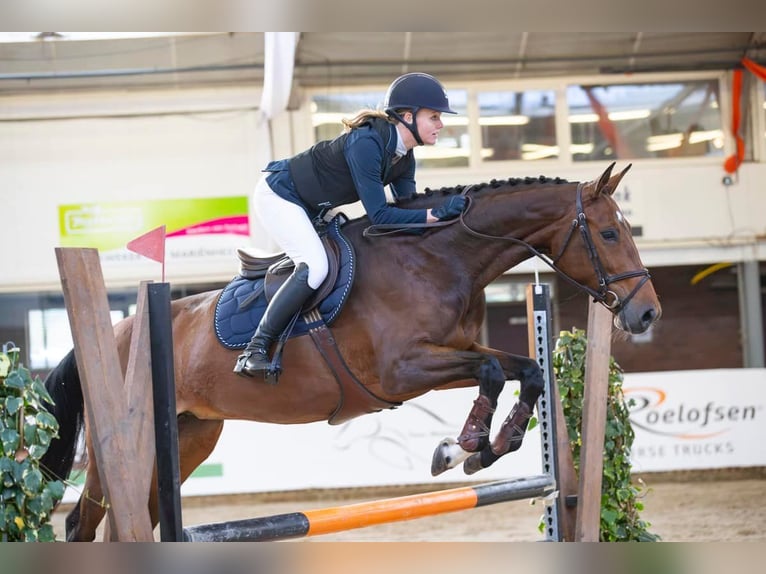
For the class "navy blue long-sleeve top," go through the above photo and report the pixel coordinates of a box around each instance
[263,118,427,226]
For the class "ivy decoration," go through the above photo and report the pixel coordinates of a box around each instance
[550,328,659,542]
[1,342,65,542]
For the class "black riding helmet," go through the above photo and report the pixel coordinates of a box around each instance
[383,73,456,145]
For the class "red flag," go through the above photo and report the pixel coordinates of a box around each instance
[127,225,166,264]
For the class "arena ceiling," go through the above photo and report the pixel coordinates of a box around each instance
[1,32,765,95]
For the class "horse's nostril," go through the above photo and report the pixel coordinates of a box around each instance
[641,307,657,328]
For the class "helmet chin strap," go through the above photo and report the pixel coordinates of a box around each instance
[388,109,423,146]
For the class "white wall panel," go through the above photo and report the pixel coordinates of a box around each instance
[1,100,268,290]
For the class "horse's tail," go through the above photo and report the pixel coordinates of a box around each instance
[40,349,84,488]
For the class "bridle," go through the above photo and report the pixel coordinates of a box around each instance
[364,182,651,313]
[456,182,651,313]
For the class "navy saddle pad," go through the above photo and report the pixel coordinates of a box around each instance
[214,216,355,349]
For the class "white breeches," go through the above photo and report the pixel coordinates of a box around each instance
[252,177,329,290]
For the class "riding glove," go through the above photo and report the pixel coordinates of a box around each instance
[432,195,467,221]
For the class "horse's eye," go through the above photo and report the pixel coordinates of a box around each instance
[600,228,619,242]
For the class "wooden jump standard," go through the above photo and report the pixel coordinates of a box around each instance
[56,247,182,542]
[182,474,556,542]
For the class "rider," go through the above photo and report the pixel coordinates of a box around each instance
[234,72,468,380]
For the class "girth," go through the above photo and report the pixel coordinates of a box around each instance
[303,309,401,425]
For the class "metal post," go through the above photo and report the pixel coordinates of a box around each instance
[738,260,765,368]
[528,283,562,541]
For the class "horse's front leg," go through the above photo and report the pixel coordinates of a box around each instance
[430,355,506,475]
[462,346,543,475]
[430,345,543,476]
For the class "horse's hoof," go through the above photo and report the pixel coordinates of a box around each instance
[431,437,457,476]
[463,453,483,475]
[431,437,473,476]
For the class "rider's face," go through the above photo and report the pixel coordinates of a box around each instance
[414,108,444,145]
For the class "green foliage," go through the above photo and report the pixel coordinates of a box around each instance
[0,343,65,542]
[552,328,659,542]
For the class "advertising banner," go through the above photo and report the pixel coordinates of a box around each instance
[622,369,766,472]
[58,196,249,264]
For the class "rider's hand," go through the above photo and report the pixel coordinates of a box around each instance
[430,195,467,221]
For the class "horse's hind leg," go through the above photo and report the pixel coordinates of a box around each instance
[67,416,224,541]
[463,354,543,475]
[147,414,224,531]
[104,415,223,540]
[431,356,506,476]
[65,434,107,541]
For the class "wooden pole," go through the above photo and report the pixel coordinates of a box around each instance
[552,381,579,541]
[574,299,612,542]
[55,248,154,542]
[124,281,156,501]
[103,281,156,542]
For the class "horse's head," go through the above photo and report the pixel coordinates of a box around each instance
[551,162,661,334]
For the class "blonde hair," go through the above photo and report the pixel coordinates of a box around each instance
[341,108,394,133]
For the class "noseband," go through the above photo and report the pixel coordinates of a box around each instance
[458,183,651,313]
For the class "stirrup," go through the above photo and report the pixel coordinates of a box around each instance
[233,349,273,380]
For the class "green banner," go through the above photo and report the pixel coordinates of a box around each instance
[59,196,249,252]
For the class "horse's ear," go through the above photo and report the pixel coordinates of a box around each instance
[604,163,632,196]
[594,162,616,196]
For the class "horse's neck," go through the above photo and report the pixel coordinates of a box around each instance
[456,183,576,290]
[344,182,575,296]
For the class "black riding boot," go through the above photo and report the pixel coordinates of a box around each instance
[233,262,315,379]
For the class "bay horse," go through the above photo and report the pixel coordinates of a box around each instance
[41,162,660,541]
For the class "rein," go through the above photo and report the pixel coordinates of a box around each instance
[362,186,475,237]
[363,183,650,313]
[457,182,650,313]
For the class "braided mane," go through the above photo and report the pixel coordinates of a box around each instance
[344,175,574,229]
[420,175,570,198]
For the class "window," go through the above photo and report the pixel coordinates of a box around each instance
[478,89,557,161]
[567,80,724,161]
[312,91,384,142]
[310,77,732,169]
[310,88,469,169]
[0,283,223,376]
[28,308,125,370]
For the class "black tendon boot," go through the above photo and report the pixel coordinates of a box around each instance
[233,262,315,379]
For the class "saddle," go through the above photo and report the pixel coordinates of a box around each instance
[235,233,340,312]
